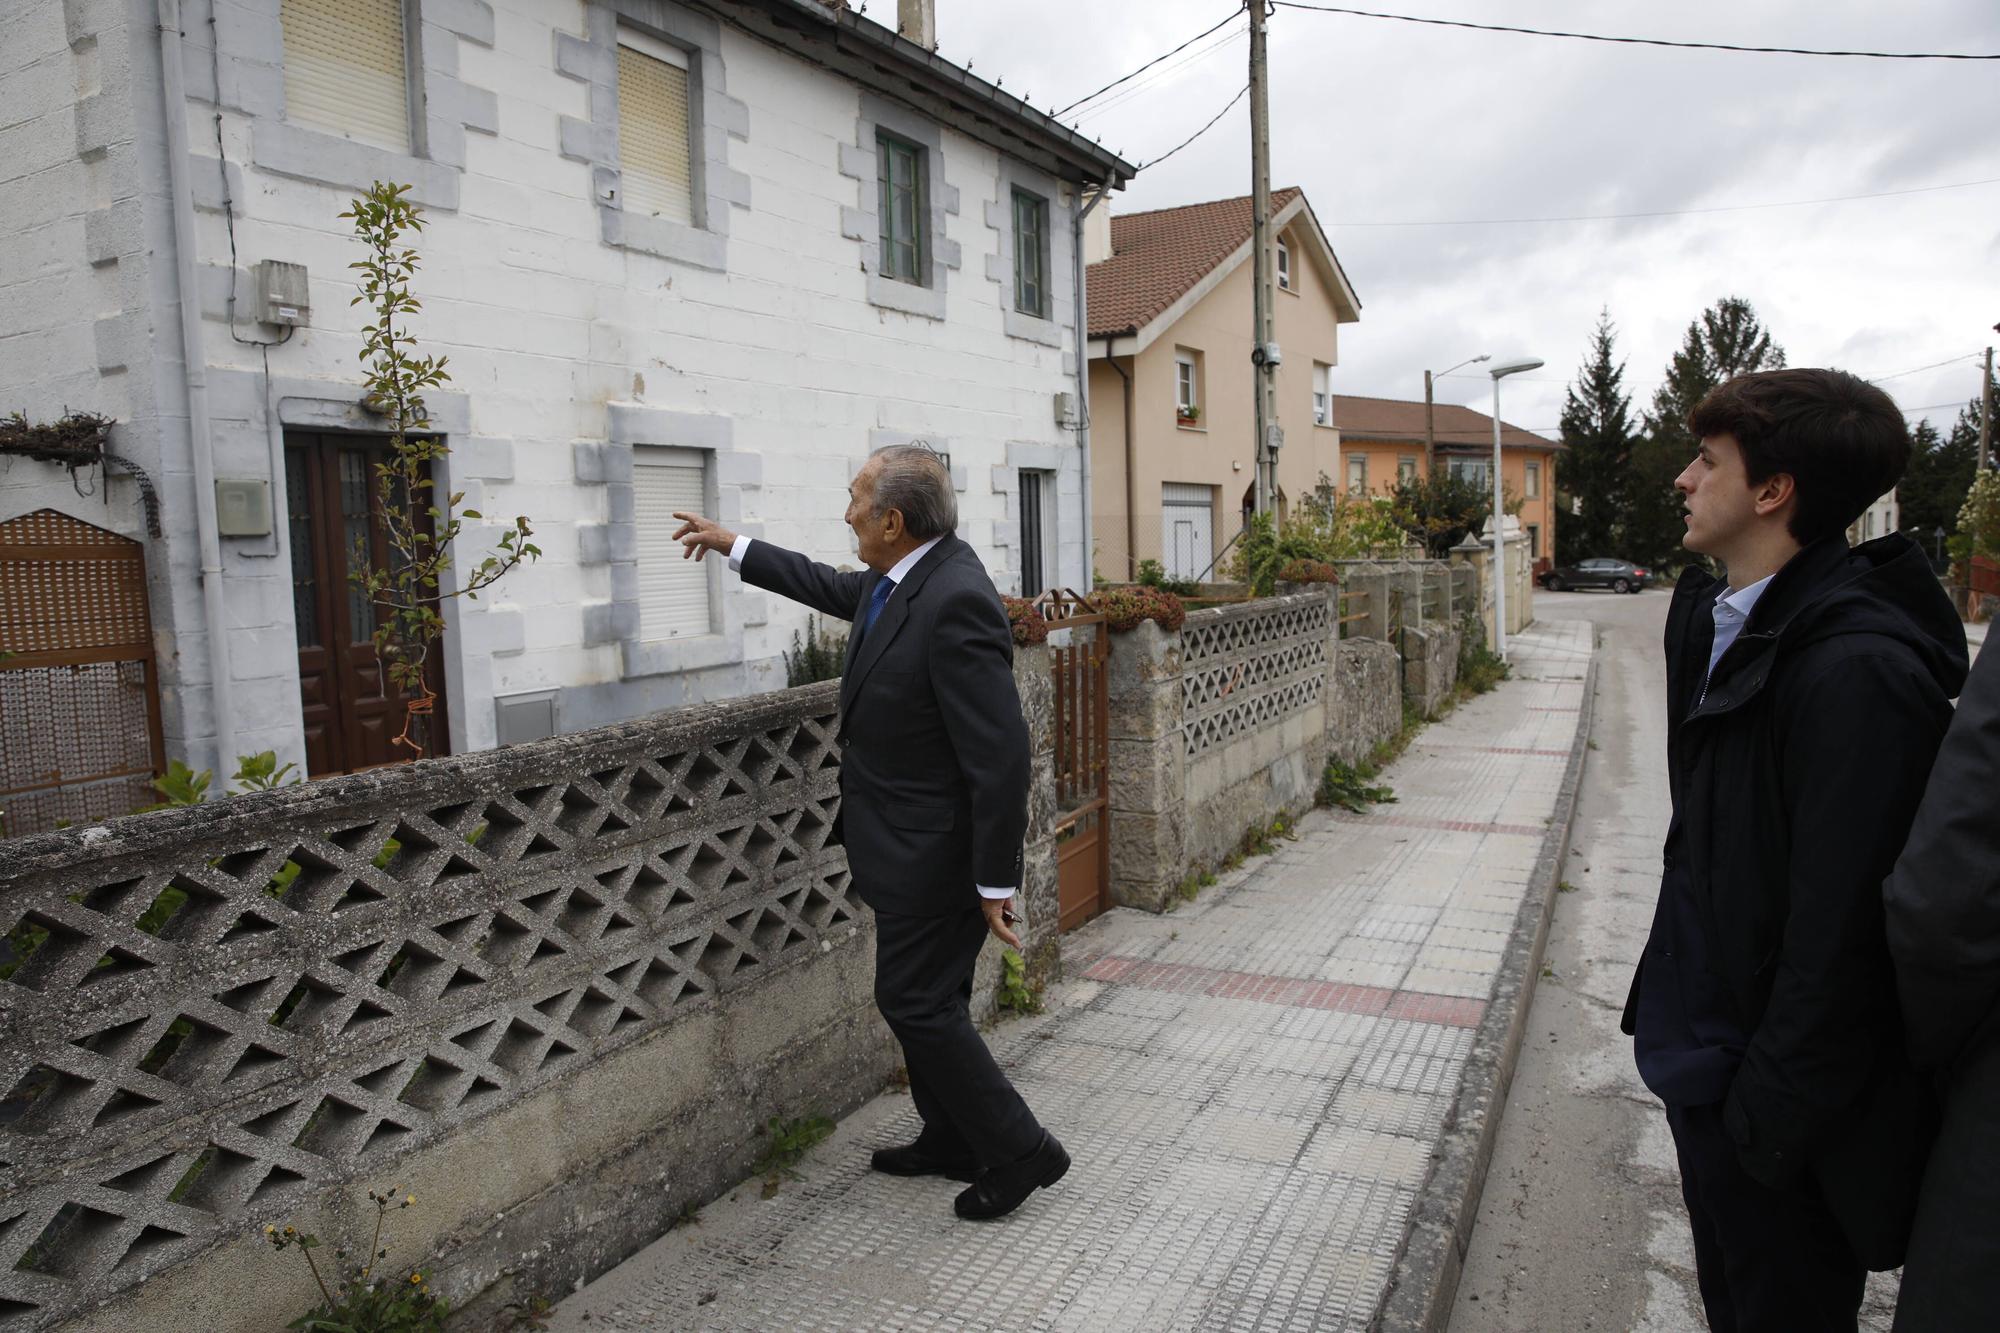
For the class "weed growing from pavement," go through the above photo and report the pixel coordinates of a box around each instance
[266,1185,446,1332]
[753,1115,834,1196]
[1318,760,1397,812]
[997,948,1041,1014]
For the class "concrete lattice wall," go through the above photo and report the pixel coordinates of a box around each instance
[0,647,1059,1332]
[1105,588,1410,912]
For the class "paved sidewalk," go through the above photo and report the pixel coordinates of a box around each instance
[548,620,1595,1333]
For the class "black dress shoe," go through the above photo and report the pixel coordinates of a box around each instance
[953,1132,1070,1220]
[871,1139,980,1183]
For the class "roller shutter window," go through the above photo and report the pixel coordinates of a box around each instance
[632,451,713,641]
[280,0,412,152]
[616,31,696,226]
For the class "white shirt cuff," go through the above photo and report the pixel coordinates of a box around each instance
[726,534,752,572]
[976,885,1015,900]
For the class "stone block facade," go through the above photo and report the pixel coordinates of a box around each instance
[1,0,1127,794]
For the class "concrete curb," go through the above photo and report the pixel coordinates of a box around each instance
[1372,645,1601,1333]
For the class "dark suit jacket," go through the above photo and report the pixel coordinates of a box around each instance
[741,534,1029,917]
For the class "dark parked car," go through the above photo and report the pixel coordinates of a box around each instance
[1541,558,1652,593]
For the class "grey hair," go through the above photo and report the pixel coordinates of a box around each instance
[867,443,958,540]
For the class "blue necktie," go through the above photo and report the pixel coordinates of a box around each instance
[860,577,894,641]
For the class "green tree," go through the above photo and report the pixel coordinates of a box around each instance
[1389,466,1495,558]
[1555,308,1637,562]
[1630,296,1787,567]
[342,182,539,757]
[1900,391,1988,552]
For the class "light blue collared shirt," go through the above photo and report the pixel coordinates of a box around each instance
[1707,574,1775,682]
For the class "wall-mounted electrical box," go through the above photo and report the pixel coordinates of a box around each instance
[215,479,272,537]
[1053,391,1079,429]
[254,259,310,327]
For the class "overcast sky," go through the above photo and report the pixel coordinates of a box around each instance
[941,0,1999,441]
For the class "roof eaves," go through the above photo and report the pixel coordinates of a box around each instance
[737,0,1138,187]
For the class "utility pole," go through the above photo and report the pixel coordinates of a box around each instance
[1248,0,1277,518]
[1981,343,1993,472]
[1423,369,1437,474]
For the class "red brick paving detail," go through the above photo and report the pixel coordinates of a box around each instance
[1427,744,1570,758]
[1327,812,1547,838]
[1526,706,1581,713]
[1080,955,1486,1029]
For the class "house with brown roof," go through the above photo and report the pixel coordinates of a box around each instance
[1331,395,1564,568]
[1085,188,1361,581]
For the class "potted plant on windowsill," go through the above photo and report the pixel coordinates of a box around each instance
[1176,405,1201,427]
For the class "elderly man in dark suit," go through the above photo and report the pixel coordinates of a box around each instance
[671,444,1068,1221]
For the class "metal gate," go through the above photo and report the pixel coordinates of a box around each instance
[1036,590,1110,931]
[0,509,165,836]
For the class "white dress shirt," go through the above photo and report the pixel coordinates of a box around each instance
[725,534,1014,903]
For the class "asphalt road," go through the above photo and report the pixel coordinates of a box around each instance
[1448,588,1899,1333]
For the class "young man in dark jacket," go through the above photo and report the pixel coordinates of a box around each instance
[1882,633,1999,1331]
[1620,368,1968,1331]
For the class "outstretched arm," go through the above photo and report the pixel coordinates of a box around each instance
[673,511,869,622]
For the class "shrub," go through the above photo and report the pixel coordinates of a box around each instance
[1136,558,1200,597]
[1959,470,2000,562]
[1276,558,1339,585]
[1001,596,1049,645]
[1094,585,1186,633]
[784,615,848,685]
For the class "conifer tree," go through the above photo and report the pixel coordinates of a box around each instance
[1555,308,1636,562]
[1629,297,1786,566]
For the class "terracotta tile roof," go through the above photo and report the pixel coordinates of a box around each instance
[1331,394,1561,451]
[1087,187,1302,338]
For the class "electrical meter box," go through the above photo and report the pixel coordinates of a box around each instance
[215,479,272,537]
[254,260,310,326]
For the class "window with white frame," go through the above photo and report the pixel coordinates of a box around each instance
[1018,470,1057,597]
[615,29,696,225]
[1312,362,1331,426]
[1398,455,1418,484]
[631,448,714,641]
[1012,188,1049,318]
[1346,453,1367,496]
[1175,350,1201,423]
[878,132,928,285]
[1276,236,1292,291]
[1448,457,1492,491]
[280,0,413,151]
[1525,459,1541,498]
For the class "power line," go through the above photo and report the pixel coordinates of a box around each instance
[1271,3,2000,60]
[1056,8,1244,117]
[1329,176,2000,228]
[1865,353,1983,383]
[1073,25,1245,126]
[1140,83,1249,170]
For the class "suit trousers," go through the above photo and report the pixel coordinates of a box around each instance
[872,904,1042,1168]
[1665,1101,1864,1332]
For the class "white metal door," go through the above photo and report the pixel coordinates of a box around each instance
[1161,483,1214,583]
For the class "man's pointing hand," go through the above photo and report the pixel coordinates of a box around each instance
[672,512,737,562]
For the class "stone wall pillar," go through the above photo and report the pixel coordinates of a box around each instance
[1452,536,1495,646]
[972,642,1061,1010]
[1332,560,1393,641]
[1103,619,1185,913]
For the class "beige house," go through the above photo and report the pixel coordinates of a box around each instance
[1085,189,1362,581]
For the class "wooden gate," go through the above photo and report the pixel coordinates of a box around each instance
[0,509,165,836]
[1037,590,1111,931]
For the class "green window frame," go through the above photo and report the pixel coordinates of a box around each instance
[1012,188,1047,317]
[877,132,926,285]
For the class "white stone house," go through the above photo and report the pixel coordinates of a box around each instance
[0,0,1132,816]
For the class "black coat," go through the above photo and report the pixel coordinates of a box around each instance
[1883,635,2000,1328]
[1621,533,1967,1268]
[742,534,1029,917]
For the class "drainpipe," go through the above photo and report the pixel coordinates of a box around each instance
[1107,355,1134,580]
[1074,186,1106,590]
[157,0,236,784]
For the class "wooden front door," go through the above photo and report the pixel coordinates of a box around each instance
[285,432,448,777]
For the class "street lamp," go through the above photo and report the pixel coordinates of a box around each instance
[1489,356,1543,660]
[1424,354,1490,474]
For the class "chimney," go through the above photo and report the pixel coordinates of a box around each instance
[898,0,937,51]
[1083,192,1113,264]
